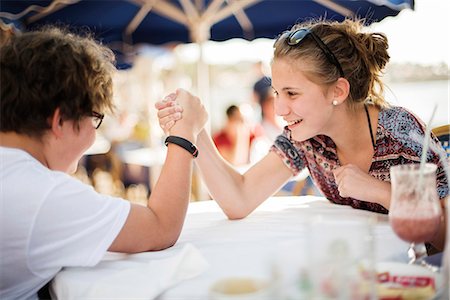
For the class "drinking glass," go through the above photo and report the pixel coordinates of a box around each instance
[273,215,377,300]
[438,196,449,299]
[208,241,277,300]
[389,163,442,266]
[307,215,377,300]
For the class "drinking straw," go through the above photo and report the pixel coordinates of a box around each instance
[418,104,437,188]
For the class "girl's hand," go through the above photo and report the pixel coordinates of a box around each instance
[155,89,208,141]
[155,93,183,135]
[333,164,390,208]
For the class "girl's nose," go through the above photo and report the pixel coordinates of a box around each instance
[274,96,289,117]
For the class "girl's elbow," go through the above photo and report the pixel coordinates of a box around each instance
[224,208,250,220]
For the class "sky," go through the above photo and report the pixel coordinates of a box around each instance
[179,0,449,66]
[369,0,449,65]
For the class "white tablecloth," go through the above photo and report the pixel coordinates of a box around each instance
[51,196,409,299]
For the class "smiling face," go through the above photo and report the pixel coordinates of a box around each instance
[271,58,335,142]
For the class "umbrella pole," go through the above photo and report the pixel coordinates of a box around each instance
[197,42,211,133]
[194,41,211,201]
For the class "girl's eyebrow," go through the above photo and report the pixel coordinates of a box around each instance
[272,85,300,91]
[281,87,300,91]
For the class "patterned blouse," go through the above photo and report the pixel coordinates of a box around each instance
[271,106,449,214]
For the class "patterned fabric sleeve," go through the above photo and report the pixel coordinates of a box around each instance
[427,131,450,199]
[406,109,447,199]
[270,128,306,176]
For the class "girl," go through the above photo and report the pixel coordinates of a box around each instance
[157,19,448,249]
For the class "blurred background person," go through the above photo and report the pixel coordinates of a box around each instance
[254,76,283,141]
[213,105,257,166]
[250,76,283,163]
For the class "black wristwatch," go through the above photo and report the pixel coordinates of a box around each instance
[164,136,198,158]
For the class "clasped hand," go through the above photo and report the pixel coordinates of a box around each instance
[155,89,207,138]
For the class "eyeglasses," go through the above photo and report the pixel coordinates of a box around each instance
[281,28,345,78]
[90,111,104,129]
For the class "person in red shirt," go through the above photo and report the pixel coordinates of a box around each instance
[213,105,256,166]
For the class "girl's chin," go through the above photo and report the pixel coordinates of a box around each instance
[290,131,311,142]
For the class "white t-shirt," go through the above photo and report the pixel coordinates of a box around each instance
[0,147,131,300]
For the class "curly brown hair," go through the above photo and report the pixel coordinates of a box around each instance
[273,19,390,108]
[0,26,116,137]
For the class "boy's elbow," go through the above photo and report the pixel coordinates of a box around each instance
[148,226,182,251]
[149,238,177,251]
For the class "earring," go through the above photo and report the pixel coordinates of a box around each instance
[332,100,338,106]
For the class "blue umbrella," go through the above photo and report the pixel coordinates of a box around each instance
[1,0,414,46]
[0,1,417,199]
[0,0,414,111]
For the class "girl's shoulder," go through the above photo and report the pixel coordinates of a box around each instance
[379,105,426,139]
[377,106,428,157]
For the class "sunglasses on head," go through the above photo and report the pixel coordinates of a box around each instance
[279,28,345,78]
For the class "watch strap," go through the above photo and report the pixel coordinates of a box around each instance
[164,136,198,158]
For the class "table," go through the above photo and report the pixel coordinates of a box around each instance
[51,196,410,299]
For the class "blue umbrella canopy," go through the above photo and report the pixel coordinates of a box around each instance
[1,0,414,45]
[0,0,414,99]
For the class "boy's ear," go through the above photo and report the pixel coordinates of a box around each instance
[50,108,64,138]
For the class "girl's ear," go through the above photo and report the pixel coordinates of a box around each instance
[333,77,350,103]
[50,108,64,138]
